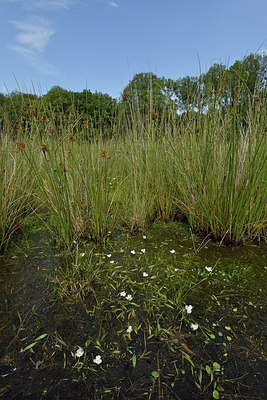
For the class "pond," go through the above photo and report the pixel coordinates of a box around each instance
[0,221,266,399]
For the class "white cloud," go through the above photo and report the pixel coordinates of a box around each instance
[33,0,75,10]
[8,44,35,57]
[9,44,59,75]
[78,0,119,7]
[4,0,118,9]
[29,57,59,76]
[3,0,75,10]
[10,17,55,53]
[8,16,58,76]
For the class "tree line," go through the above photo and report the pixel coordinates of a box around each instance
[0,53,266,138]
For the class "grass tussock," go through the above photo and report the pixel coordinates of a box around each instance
[0,136,34,250]
[0,83,266,248]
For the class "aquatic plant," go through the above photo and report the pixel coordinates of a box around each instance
[169,89,267,244]
[1,72,266,248]
[0,136,34,250]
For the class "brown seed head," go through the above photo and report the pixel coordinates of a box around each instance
[82,120,88,129]
[16,141,26,152]
[151,112,157,121]
[41,144,48,153]
[122,91,130,101]
[59,162,67,172]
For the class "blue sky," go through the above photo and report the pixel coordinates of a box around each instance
[1,0,267,98]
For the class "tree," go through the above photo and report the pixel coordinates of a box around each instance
[174,75,201,111]
[122,72,177,116]
[43,86,72,113]
[229,53,267,97]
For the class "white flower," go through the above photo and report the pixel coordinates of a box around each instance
[130,250,136,255]
[185,304,193,314]
[142,272,149,277]
[140,248,146,254]
[126,325,133,333]
[126,294,133,301]
[174,268,179,272]
[120,291,126,297]
[93,355,102,365]
[80,252,85,257]
[205,266,213,272]
[106,254,112,258]
[190,323,199,331]
[170,249,176,254]
[143,235,147,239]
[75,347,84,358]
[110,260,115,264]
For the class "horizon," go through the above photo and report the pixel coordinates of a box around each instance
[1,0,267,99]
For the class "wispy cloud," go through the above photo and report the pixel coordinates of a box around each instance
[10,17,55,52]
[109,1,118,7]
[4,0,75,10]
[4,0,118,9]
[79,0,119,8]
[8,16,58,75]
[33,0,75,10]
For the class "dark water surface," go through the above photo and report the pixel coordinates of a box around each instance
[0,223,266,399]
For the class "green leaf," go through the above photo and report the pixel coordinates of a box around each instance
[209,334,216,339]
[151,370,160,378]
[213,362,221,371]
[205,365,211,375]
[21,341,38,352]
[34,333,48,341]
[213,389,220,399]
[132,353,137,368]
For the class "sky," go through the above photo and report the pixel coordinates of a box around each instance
[1,0,267,99]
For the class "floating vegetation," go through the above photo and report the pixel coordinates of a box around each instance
[0,221,266,399]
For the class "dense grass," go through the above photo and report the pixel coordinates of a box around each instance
[0,136,34,250]
[0,86,266,249]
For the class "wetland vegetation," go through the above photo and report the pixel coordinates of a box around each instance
[0,53,266,399]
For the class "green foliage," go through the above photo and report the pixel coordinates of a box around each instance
[122,72,177,113]
[1,53,266,140]
[0,52,266,247]
[0,136,34,250]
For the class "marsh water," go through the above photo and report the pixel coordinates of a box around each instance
[0,222,266,399]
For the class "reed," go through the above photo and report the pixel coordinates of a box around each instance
[24,134,125,247]
[1,77,266,248]
[0,136,34,250]
[169,93,267,243]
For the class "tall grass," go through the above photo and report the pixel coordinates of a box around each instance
[24,136,124,246]
[169,97,267,243]
[1,79,266,249]
[0,136,34,250]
